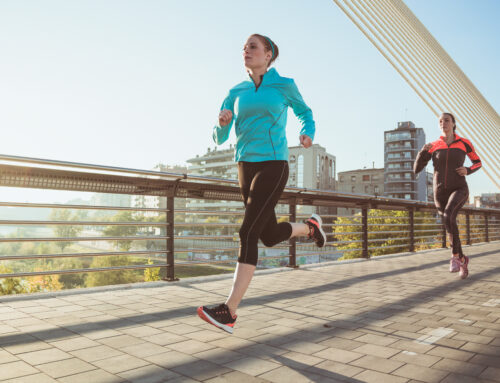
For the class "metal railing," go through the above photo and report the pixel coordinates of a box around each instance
[1,154,499,286]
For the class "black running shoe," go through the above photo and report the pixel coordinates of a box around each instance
[197,303,237,334]
[305,213,326,248]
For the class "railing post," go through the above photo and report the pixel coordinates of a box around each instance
[165,195,178,281]
[288,199,298,268]
[466,212,471,245]
[485,214,489,242]
[409,208,415,252]
[362,207,368,258]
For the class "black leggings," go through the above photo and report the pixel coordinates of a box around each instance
[434,186,469,257]
[237,161,293,265]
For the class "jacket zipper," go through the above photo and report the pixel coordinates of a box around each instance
[444,147,449,189]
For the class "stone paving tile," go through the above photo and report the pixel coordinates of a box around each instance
[99,334,145,348]
[193,347,245,365]
[393,363,450,383]
[0,349,19,364]
[350,354,405,373]
[57,369,123,383]
[280,340,328,354]
[206,370,271,383]
[312,347,364,363]
[93,354,150,374]
[354,333,399,347]
[2,339,54,354]
[69,344,124,362]
[119,342,171,358]
[432,357,487,376]
[223,356,281,376]
[426,345,474,361]
[479,367,500,382]
[308,360,364,379]
[49,336,100,351]
[460,341,500,356]
[390,350,442,367]
[353,369,409,383]
[172,359,232,381]
[1,373,58,383]
[0,360,40,380]
[144,350,198,369]
[117,364,181,383]
[35,357,96,378]
[352,343,401,359]
[142,331,188,346]
[17,347,72,365]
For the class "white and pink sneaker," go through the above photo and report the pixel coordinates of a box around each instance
[449,256,460,273]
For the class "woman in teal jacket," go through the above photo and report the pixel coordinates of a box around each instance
[197,34,325,333]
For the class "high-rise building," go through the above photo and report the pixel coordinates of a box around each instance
[384,121,427,201]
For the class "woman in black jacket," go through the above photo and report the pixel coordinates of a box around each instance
[414,113,481,279]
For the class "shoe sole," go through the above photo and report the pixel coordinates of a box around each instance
[197,307,234,334]
[310,214,326,248]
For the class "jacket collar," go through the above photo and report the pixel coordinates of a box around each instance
[247,67,279,85]
[439,133,462,143]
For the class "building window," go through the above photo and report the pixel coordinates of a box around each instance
[316,155,320,174]
[405,194,411,200]
[362,175,370,182]
[351,186,355,193]
[351,175,356,182]
[297,155,304,188]
[365,186,369,193]
[339,175,344,182]
[372,175,379,181]
[374,185,379,194]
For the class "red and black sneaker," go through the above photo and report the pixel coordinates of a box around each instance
[197,303,237,334]
[305,214,326,248]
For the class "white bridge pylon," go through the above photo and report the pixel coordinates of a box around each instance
[333,0,500,189]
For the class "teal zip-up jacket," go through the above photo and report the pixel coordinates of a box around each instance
[213,68,315,162]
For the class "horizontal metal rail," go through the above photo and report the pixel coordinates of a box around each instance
[0,236,168,243]
[0,250,168,261]
[0,220,168,226]
[1,154,499,283]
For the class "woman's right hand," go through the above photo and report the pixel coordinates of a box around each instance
[422,143,433,152]
[219,109,233,127]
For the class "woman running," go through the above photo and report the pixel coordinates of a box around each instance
[197,34,326,333]
[414,112,482,279]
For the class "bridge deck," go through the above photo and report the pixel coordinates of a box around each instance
[0,243,499,383]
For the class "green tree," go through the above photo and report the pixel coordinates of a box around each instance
[144,258,161,281]
[0,265,29,295]
[86,256,138,287]
[102,211,138,251]
[49,209,83,251]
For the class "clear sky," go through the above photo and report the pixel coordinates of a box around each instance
[0,0,498,204]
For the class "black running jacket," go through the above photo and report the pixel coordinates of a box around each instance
[414,134,482,191]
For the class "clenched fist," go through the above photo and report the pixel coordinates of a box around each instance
[219,109,233,127]
[300,135,312,148]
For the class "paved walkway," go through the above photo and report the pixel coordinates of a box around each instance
[0,243,499,383]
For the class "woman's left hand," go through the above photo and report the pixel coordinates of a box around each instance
[456,167,467,176]
[300,135,312,148]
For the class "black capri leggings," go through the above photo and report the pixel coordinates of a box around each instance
[237,161,293,265]
[434,186,469,257]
